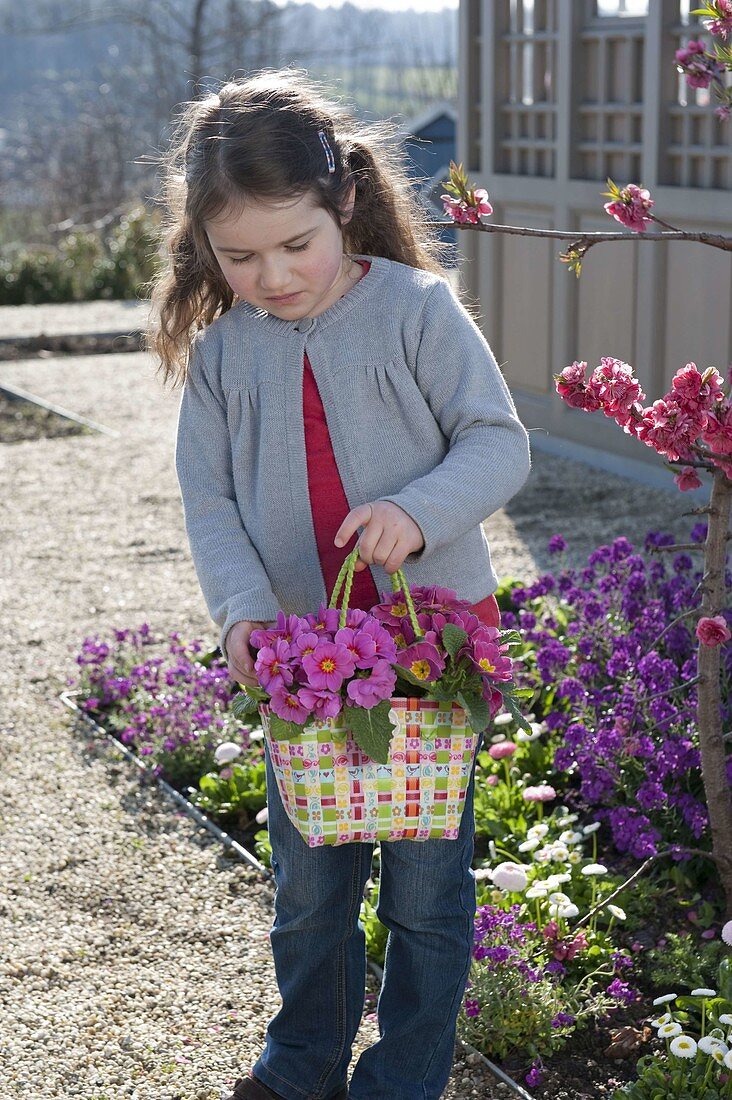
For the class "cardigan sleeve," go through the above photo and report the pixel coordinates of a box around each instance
[379,278,531,564]
[174,333,280,662]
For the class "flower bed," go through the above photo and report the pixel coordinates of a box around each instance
[68,526,732,1097]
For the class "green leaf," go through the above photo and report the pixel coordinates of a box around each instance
[395,663,432,687]
[393,674,427,698]
[231,691,261,720]
[442,623,469,659]
[500,690,533,733]
[268,714,303,741]
[457,690,490,733]
[344,700,396,764]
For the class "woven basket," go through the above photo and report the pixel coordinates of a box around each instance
[260,549,479,847]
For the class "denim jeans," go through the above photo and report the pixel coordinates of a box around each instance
[251,728,484,1100]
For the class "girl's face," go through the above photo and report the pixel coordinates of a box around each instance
[205,187,355,320]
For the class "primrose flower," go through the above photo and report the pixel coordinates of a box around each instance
[490,862,529,892]
[395,640,445,682]
[214,741,242,765]
[669,1035,697,1058]
[297,687,343,720]
[346,660,397,709]
[658,1022,683,1038]
[302,640,356,691]
[471,639,513,682]
[268,686,312,724]
[255,638,295,692]
[251,611,305,648]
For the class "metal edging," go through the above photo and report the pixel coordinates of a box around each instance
[59,690,273,881]
[60,691,535,1099]
[1,382,120,437]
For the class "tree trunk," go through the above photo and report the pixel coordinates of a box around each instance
[697,468,732,917]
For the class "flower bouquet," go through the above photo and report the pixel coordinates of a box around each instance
[232,547,528,847]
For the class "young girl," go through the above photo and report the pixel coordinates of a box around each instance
[149,69,530,1100]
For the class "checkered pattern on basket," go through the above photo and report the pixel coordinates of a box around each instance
[260,698,477,848]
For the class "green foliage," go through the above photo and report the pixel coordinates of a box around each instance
[0,205,161,304]
[611,1053,726,1100]
[188,755,267,829]
[641,932,728,995]
[360,880,388,967]
[343,699,396,763]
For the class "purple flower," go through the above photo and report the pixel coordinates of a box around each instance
[297,687,343,721]
[254,638,295,692]
[269,685,312,724]
[346,659,396,708]
[334,625,377,669]
[302,640,357,691]
[395,640,445,682]
[548,534,567,554]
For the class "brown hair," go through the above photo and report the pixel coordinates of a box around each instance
[145,67,461,389]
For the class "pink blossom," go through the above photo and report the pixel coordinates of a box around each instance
[675,41,726,88]
[269,685,312,724]
[603,184,655,233]
[674,466,702,492]
[304,604,341,636]
[716,104,731,121]
[672,363,724,412]
[441,188,493,224]
[489,741,517,760]
[291,631,320,661]
[703,1,732,41]
[589,357,646,416]
[696,615,731,647]
[302,640,357,691]
[251,611,306,649]
[357,619,399,662]
[555,362,603,412]
[395,640,445,682]
[486,774,499,787]
[702,401,732,455]
[254,638,295,692]
[637,396,703,462]
[346,659,397,708]
[297,687,343,720]
[470,640,513,683]
[523,783,557,803]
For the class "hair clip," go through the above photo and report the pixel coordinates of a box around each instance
[318,129,336,175]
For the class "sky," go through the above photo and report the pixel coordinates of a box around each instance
[272,0,458,11]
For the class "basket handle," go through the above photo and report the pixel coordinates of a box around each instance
[328,546,423,637]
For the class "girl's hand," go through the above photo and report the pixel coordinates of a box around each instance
[334,501,424,574]
[225,619,274,688]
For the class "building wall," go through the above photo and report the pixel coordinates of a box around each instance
[457,0,732,488]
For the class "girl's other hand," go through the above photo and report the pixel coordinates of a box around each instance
[225,619,273,688]
[334,501,424,574]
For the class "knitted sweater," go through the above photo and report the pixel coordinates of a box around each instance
[174,253,531,661]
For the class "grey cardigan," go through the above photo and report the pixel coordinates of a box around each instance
[174,253,531,662]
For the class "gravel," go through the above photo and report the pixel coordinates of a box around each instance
[0,348,693,1099]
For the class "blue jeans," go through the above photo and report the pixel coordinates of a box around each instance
[251,730,484,1100]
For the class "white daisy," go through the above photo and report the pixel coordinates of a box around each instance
[721,920,732,947]
[491,862,529,892]
[545,873,572,886]
[490,732,507,744]
[249,729,265,741]
[658,1022,682,1038]
[718,1013,732,1026]
[558,829,583,845]
[533,848,553,865]
[582,822,601,835]
[650,1013,672,1027]
[581,863,608,875]
[725,1050,732,1070]
[653,994,678,1006]
[548,891,572,904]
[527,823,550,840]
[214,741,243,764]
[669,1035,697,1058]
[568,850,582,864]
[526,885,549,898]
[698,1036,727,1055]
[493,712,513,726]
[550,844,570,862]
[473,868,493,880]
[711,1047,727,1065]
[690,988,717,998]
[607,904,626,920]
[518,838,541,852]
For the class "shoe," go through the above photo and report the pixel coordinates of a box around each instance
[224,1071,348,1100]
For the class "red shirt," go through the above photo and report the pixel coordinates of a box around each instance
[302,259,500,631]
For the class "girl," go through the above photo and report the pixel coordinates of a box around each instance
[148,69,531,1100]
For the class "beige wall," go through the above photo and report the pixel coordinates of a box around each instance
[457,0,732,488]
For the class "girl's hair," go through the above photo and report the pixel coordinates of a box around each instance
[145,68,460,389]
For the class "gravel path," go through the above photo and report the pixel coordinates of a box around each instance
[0,350,693,1100]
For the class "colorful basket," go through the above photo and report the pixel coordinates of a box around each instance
[260,549,479,848]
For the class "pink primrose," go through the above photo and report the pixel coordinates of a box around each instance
[334,625,378,669]
[489,740,517,760]
[344,608,369,628]
[302,639,357,691]
[346,659,397,709]
[304,604,341,636]
[358,619,399,662]
[297,687,343,720]
[269,685,312,724]
[471,640,513,683]
[250,611,307,650]
[482,684,505,719]
[291,631,320,661]
[372,596,412,634]
[696,615,732,647]
[395,640,446,682]
[674,466,703,492]
[254,638,295,693]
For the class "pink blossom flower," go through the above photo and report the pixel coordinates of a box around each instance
[637,396,703,462]
[304,604,341,636]
[269,685,312,724]
[441,188,493,224]
[672,364,724,412]
[674,466,702,492]
[470,640,513,683]
[702,401,732,455]
[696,615,731,647]
[357,619,398,662]
[716,104,731,121]
[250,611,306,649]
[486,774,499,787]
[523,783,557,803]
[704,1,732,43]
[346,659,397,708]
[395,640,446,682]
[302,640,357,691]
[675,40,726,88]
[334,625,378,669]
[489,741,517,760]
[254,638,295,692]
[604,184,655,233]
[291,631,320,661]
[297,687,343,720]
[589,357,646,416]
